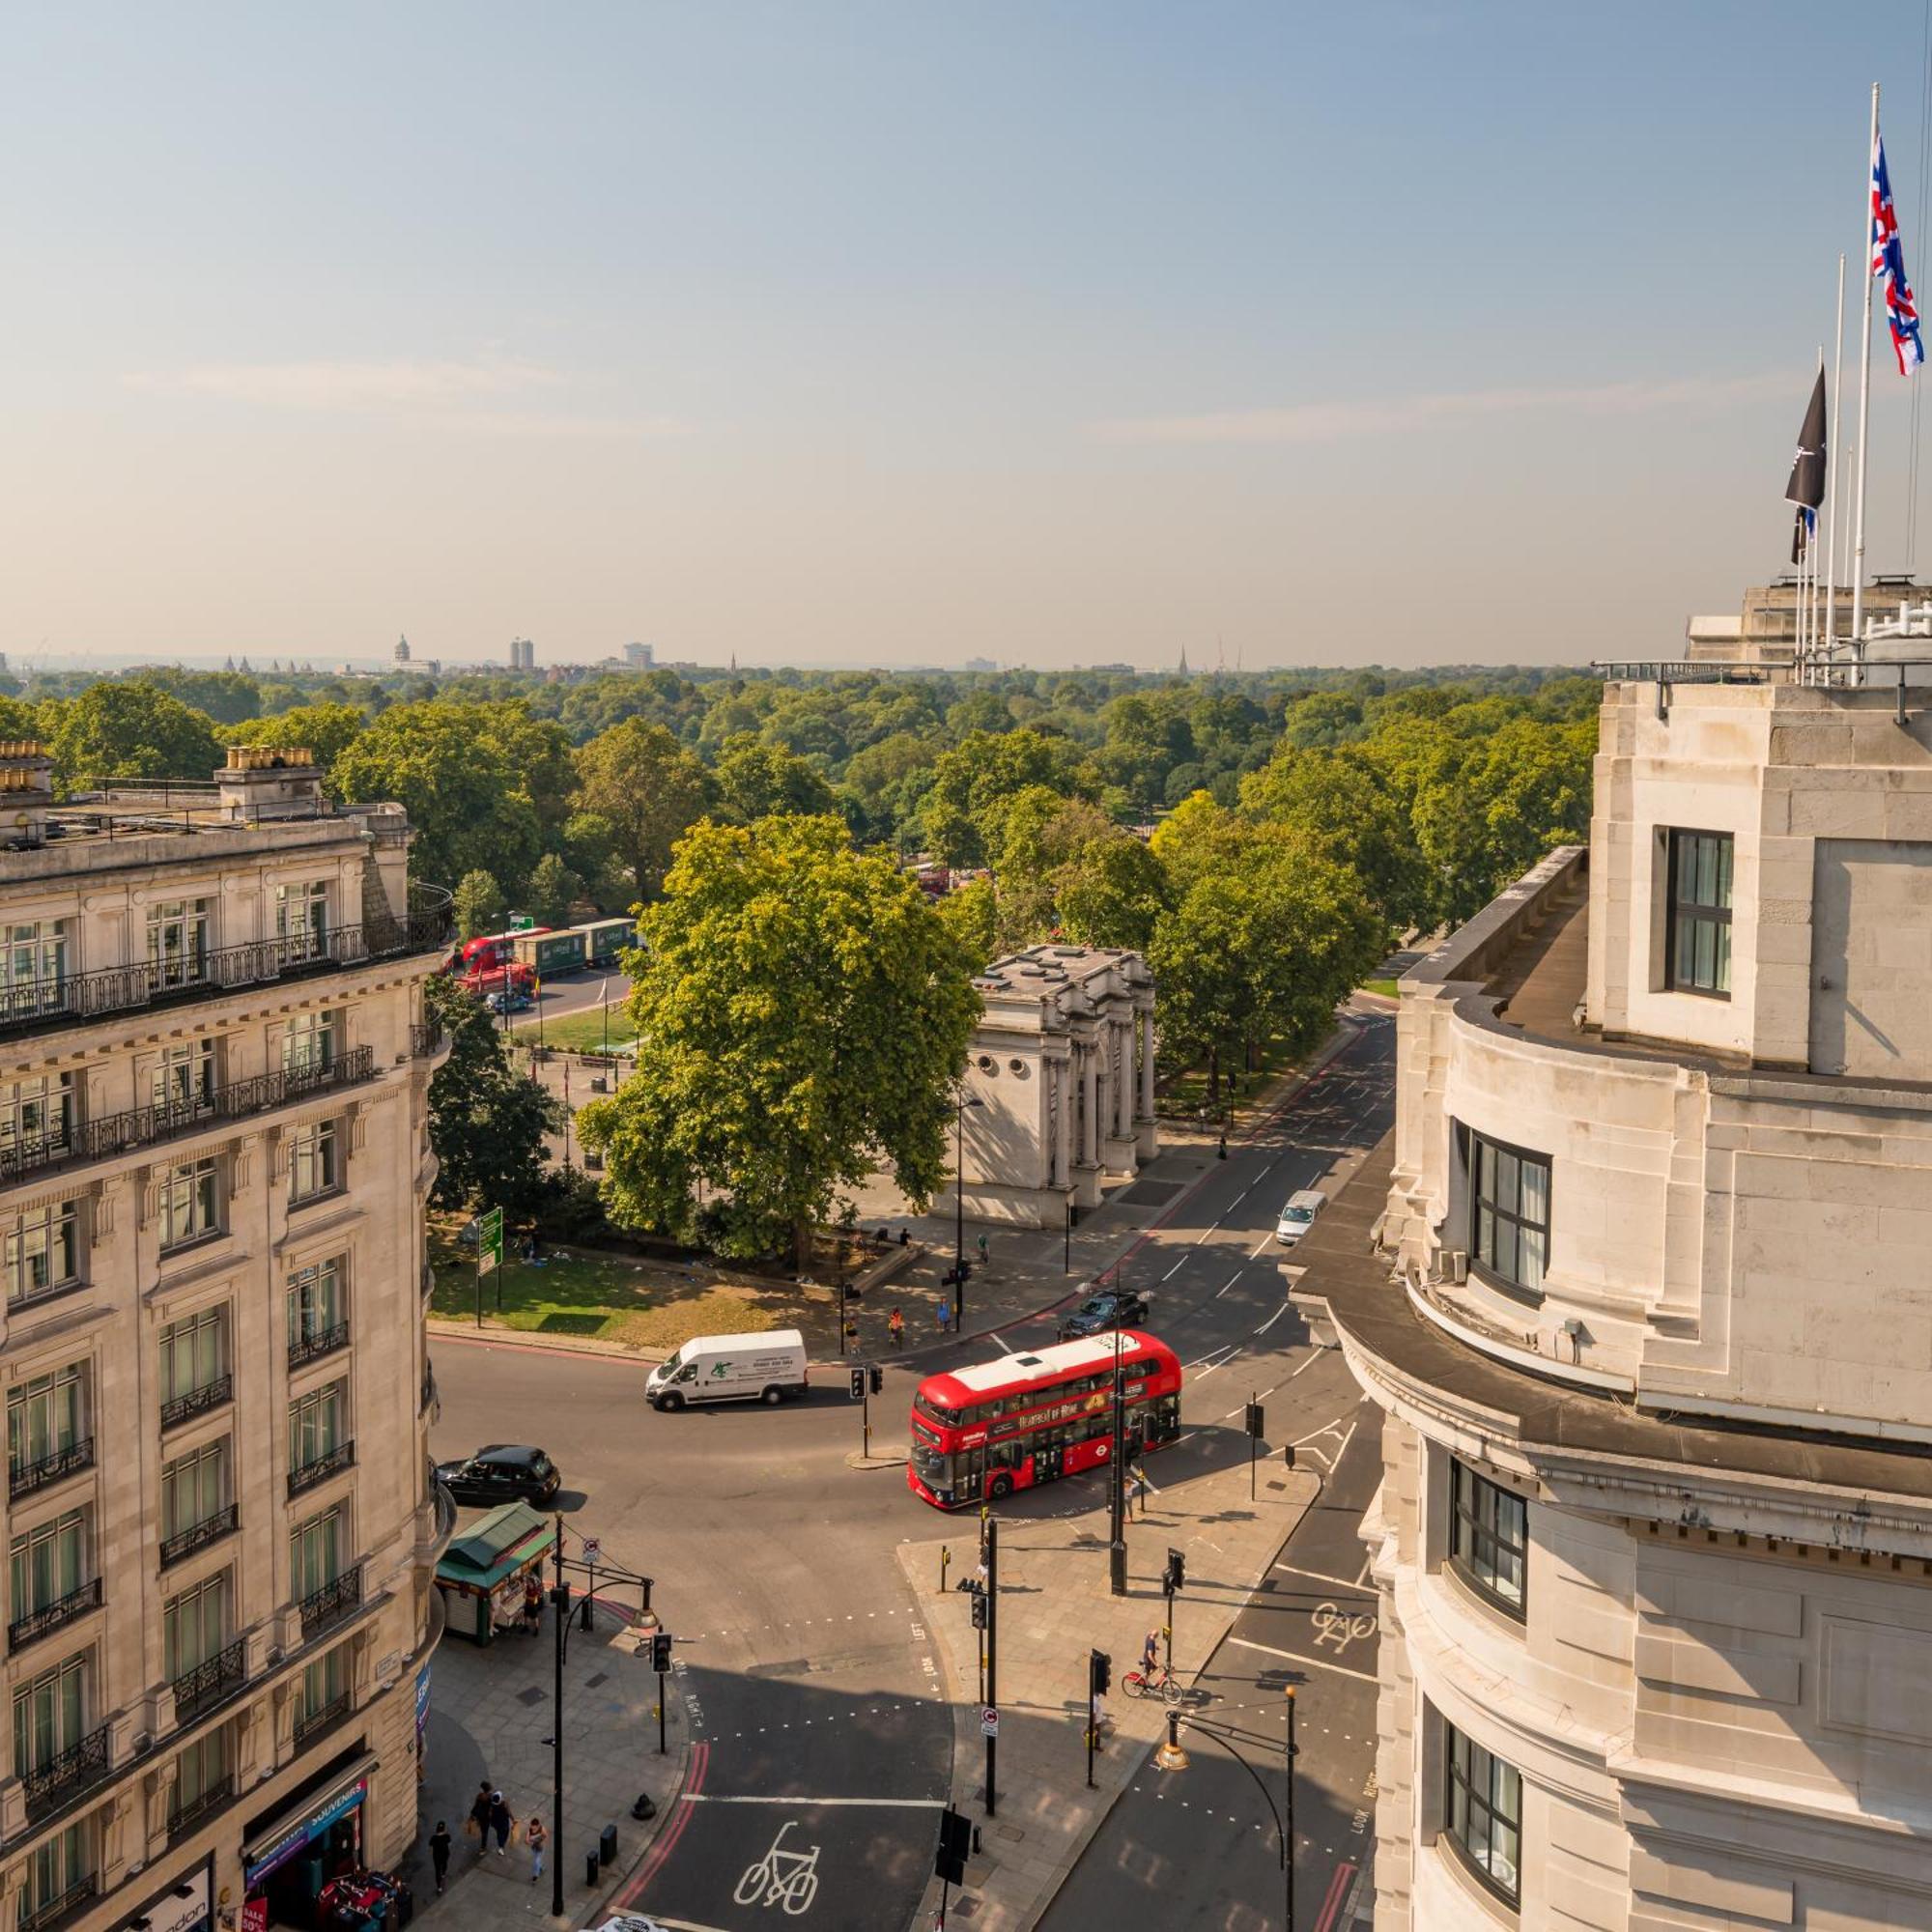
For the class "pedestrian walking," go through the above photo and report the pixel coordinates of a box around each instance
[1141,1628,1159,1678]
[526,1814,547,1884]
[1128,1462,1150,1518]
[489,1789,513,1857]
[977,1233,989,1264]
[429,1822,452,1895]
[935,1299,952,1336]
[468,1780,493,1857]
[523,1571,543,1636]
[888,1307,905,1350]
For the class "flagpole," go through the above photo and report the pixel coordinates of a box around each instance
[1829,251,1847,651]
[1854,82,1881,652]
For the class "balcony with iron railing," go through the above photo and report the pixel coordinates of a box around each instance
[0,1045,377,1192]
[294,1690,352,1748]
[298,1565,362,1641]
[173,1636,247,1724]
[0,888,453,1046]
[160,1503,239,1569]
[168,1771,236,1843]
[160,1375,233,1433]
[288,1321,350,1371]
[9,1437,94,1503]
[410,1017,446,1057]
[18,1872,98,1932]
[21,1723,111,1822]
[288,1439,355,1498]
[9,1577,101,1652]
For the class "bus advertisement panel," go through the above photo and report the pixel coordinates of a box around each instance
[906,1329,1181,1509]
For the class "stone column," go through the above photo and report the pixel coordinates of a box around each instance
[1114,1020,1133,1139]
[1080,1046,1099,1167]
[1138,1009,1156,1118]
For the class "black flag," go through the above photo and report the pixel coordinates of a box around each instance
[1785,366,1828,562]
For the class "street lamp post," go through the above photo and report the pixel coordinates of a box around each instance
[549,1514,570,1921]
[952,1092,982,1330]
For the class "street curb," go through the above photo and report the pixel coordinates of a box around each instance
[576,1671,696,1927]
[845,1449,908,1470]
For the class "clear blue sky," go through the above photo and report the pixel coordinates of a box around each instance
[5,2,1930,669]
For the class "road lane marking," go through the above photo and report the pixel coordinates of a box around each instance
[1273,1560,1373,1594]
[1254,1303,1288,1335]
[1229,1635,1378,1684]
[1247,1236,1273,1259]
[1162,1258,1187,1281]
[1214,1270,1243,1300]
[682,1794,948,1806]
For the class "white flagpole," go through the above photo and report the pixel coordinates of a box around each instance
[1811,346,1826,654]
[1828,251,1847,649]
[1854,82,1881,650]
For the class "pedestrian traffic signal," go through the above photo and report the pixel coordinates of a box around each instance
[849,1367,866,1401]
[971,1589,989,1631]
[868,1363,884,1395]
[1090,1648,1111,1697]
[1162,1548,1186,1595]
[1244,1402,1264,1438]
[649,1632,672,1672]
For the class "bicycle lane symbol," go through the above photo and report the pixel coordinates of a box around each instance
[1310,1601,1378,1656]
[733,1819,821,1916]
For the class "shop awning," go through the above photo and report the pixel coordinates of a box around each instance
[242,1751,379,1887]
[434,1501,554,1595]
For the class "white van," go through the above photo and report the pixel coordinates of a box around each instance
[647,1329,810,1410]
[1274,1188,1328,1247]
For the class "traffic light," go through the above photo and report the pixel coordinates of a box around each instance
[868,1363,884,1395]
[970,1588,989,1631]
[649,1632,672,1672]
[935,1805,972,1886]
[1090,1648,1111,1697]
[1245,1401,1264,1438]
[849,1367,866,1401]
[1162,1548,1186,1595]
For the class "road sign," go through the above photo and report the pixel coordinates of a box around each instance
[477,1207,504,1277]
[582,1538,600,1564]
[980,1707,1000,1738]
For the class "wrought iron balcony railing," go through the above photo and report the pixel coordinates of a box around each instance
[19,1873,98,1932]
[288,1438,355,1498]
[21,1723,111,1821]
[298,1565,362,1641]
[294,1691,352,1747]
[168,1771,236,1842]
[410,1018,445,1057]
[288,1321,350,1371]
[0,1046,376,1191]
[173,1636,247,1723]
[9,1577,101,1652]
[160,1375,232,1433]
[160,1502,239,1569]
[8,1437,94,1502]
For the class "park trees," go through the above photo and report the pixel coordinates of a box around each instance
[452,870,507,940]
[572,718,715,902]
[712,737,836,821]
[227,701,367,786]
[578,815,980,1265]
[49,681,224,786]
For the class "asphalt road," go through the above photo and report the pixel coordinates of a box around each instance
[1039,1400,1383,1932]
[431,1009,1396,1931]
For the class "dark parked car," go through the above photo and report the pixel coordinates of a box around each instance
[435,1444,562,1507]
[1058,1290,1151,1341]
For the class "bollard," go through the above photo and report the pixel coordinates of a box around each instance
[600,1822,618,1867]
[585,1850,601,1886]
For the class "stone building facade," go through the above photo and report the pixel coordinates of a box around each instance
[0,747,454,1932]
[1294,675,1932,1929]
[952,947,1157,1228]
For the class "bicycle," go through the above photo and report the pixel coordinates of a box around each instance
[1122,1662,1184,1708]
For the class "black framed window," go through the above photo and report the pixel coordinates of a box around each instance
[1665,829,1733,996]
[1467,1130,1549,1294]
[1444,1723,1521,1907]
[1449,1460,1526,1615]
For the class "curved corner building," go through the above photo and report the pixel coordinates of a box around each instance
[1296,671,1932,1928]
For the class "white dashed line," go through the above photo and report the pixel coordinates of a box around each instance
[1162,1258,1187,1281]
[1254,1303,1288,1335]
[1214,1270,1242,1300]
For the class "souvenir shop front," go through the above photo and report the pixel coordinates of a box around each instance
[239,1747,407,1928]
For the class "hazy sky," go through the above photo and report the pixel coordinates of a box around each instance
[8,3,1932,670]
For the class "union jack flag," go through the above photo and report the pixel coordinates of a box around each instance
[1872,129,1925,375]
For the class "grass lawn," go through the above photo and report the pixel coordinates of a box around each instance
[1361,976,1403,999]
[428,1247,776,1350]
[1158,1033,1306,1120]
[513,1005,639,1055]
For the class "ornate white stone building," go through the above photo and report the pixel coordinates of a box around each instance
[1295,673,1932,1929]
[0,746,454,1932]
[952,946,1157,1228]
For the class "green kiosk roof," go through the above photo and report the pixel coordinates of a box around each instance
[436,1501,554,1593]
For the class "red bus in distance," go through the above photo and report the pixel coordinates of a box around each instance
[907,1329,1182,1509]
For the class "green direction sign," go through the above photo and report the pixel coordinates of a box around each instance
[477,1207,504,1276]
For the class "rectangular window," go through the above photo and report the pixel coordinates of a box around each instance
[289,1384,345,1475]
[5,1201,81,1308]
[0,920,71,1022]
[0,1074,72,1168]
[275,881,330,959]
[290,1121,339,1204]
[282,1010,340,1074]
[295,1645,347,1733]
[1468,1130,1549,1296]
[12,1656,86,1779]
[22,1819,92,1924]
[289,1508,341,1601]
[1665,828,1734,997]
[11,1511,88,1620]
[287,1258,344,1349]
[172,1722,230,1819]
[146,897,213,989]
[1449,1460,1527,1615]
[153,1039,216,1115]
[161,1440,229,1543]
[7,1366,87,1481]
[1444,1723,1522,1906]
[159,1308,226,1406]
[163,1573,230,1683]
[160,1157,220,1251]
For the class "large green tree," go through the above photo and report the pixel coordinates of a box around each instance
[712,737,836,821]
[49,681,223,786]
[572,718,716,902]
[578,815,980,1264]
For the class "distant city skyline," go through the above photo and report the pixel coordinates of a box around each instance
[6,3,1932,668]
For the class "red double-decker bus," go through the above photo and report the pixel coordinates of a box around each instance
[906,1329,1183,1509]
